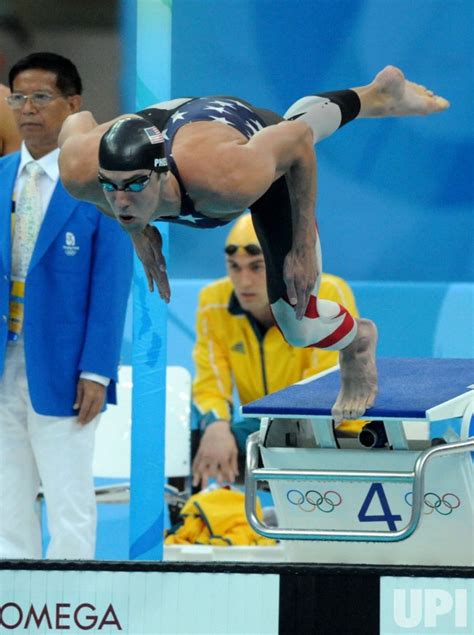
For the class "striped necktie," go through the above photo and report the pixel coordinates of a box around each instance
[11,161,44,279]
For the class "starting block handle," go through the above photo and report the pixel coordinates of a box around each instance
[244,433,474,543]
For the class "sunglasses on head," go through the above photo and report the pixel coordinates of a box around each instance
[225,243,262,256]
[97,169,153,193]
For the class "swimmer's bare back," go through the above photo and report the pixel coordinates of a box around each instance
[168,116,314,216]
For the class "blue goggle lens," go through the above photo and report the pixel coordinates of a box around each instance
[98,172,152,193]
[100,182,116,192]
[127,181,148,192]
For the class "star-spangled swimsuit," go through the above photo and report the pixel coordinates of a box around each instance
[137,90,362,351]
[138,96,268,228]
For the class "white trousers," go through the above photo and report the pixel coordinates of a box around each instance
[0,341,99,559]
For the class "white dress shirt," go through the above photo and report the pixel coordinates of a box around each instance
[16,144,60,220]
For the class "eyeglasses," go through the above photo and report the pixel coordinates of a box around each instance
[225,243,262,256]
[5,91,61,109]
[97,169,154,193]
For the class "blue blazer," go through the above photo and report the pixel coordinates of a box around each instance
[0,152,133,416]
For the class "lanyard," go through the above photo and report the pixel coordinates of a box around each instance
[8,191,24,342]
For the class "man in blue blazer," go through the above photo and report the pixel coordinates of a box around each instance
[0,52,132,559]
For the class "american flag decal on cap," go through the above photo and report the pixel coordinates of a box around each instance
[144,126,164,144]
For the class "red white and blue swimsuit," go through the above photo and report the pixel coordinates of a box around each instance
[137,89,361,351]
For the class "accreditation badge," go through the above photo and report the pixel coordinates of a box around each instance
[8,278,25,341]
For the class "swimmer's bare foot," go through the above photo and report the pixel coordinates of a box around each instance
[355,65,449,118]
[332,318,378,424]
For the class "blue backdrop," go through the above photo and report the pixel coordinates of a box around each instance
[159,0,472,283]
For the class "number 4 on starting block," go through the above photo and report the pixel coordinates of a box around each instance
[358,483,403,531]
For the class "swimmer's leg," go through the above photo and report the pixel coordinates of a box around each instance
[270,267,378,424]
[332,318,378,424]
[268,234,377,423]
[284,65,449,143]
[284,90,360,143]
[250,199,377,422]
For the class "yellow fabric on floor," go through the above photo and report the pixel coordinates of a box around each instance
[165,488,275,546]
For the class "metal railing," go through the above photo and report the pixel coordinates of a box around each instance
[245,433,474,542]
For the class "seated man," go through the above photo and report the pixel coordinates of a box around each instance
[192,213,359,488]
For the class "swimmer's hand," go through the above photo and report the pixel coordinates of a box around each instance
[283,243,318,320]
[131,225,171,302]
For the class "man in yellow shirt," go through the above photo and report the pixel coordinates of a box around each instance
[192,213,359,488]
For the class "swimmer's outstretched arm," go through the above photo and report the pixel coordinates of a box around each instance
[58,110,100,145]
[131,226,171,302]
[58,112,119,216]
[58,108,175,301]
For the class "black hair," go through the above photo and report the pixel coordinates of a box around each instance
[9,51,82,95]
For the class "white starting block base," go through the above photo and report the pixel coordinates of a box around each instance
[261,445,474,567]
[244,359,474,568]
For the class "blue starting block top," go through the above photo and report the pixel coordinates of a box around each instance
[242,358,474,419]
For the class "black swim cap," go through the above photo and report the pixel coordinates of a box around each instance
[98,117,168,173]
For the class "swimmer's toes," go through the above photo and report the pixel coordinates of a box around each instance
[343,403,356,421]
[353,405,366,420]
[365,399,375,413]
[434,96,450,111]
[331,404,343,425]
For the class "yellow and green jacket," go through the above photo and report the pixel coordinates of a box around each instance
[165,488,275,547]
[192,273,360,435]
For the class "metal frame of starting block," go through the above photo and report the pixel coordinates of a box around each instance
[243,358,474,566]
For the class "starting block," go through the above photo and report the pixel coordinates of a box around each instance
[243,358,474,566]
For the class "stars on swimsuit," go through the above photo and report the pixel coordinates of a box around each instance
[171,110,187,123]
[203,106,228,114]
[178,213,202,224]
[207,99,238,110]
[209,116,232,125]
[244,119,264,134]
[167,212,228,228]
[164,97,265,149]
[199,99,263,138]
[161,111,187,141]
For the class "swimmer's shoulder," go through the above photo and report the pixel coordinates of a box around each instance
[58,114,112,210]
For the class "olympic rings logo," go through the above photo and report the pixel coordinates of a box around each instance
[286,489,343,513]
[404,492,461,516]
